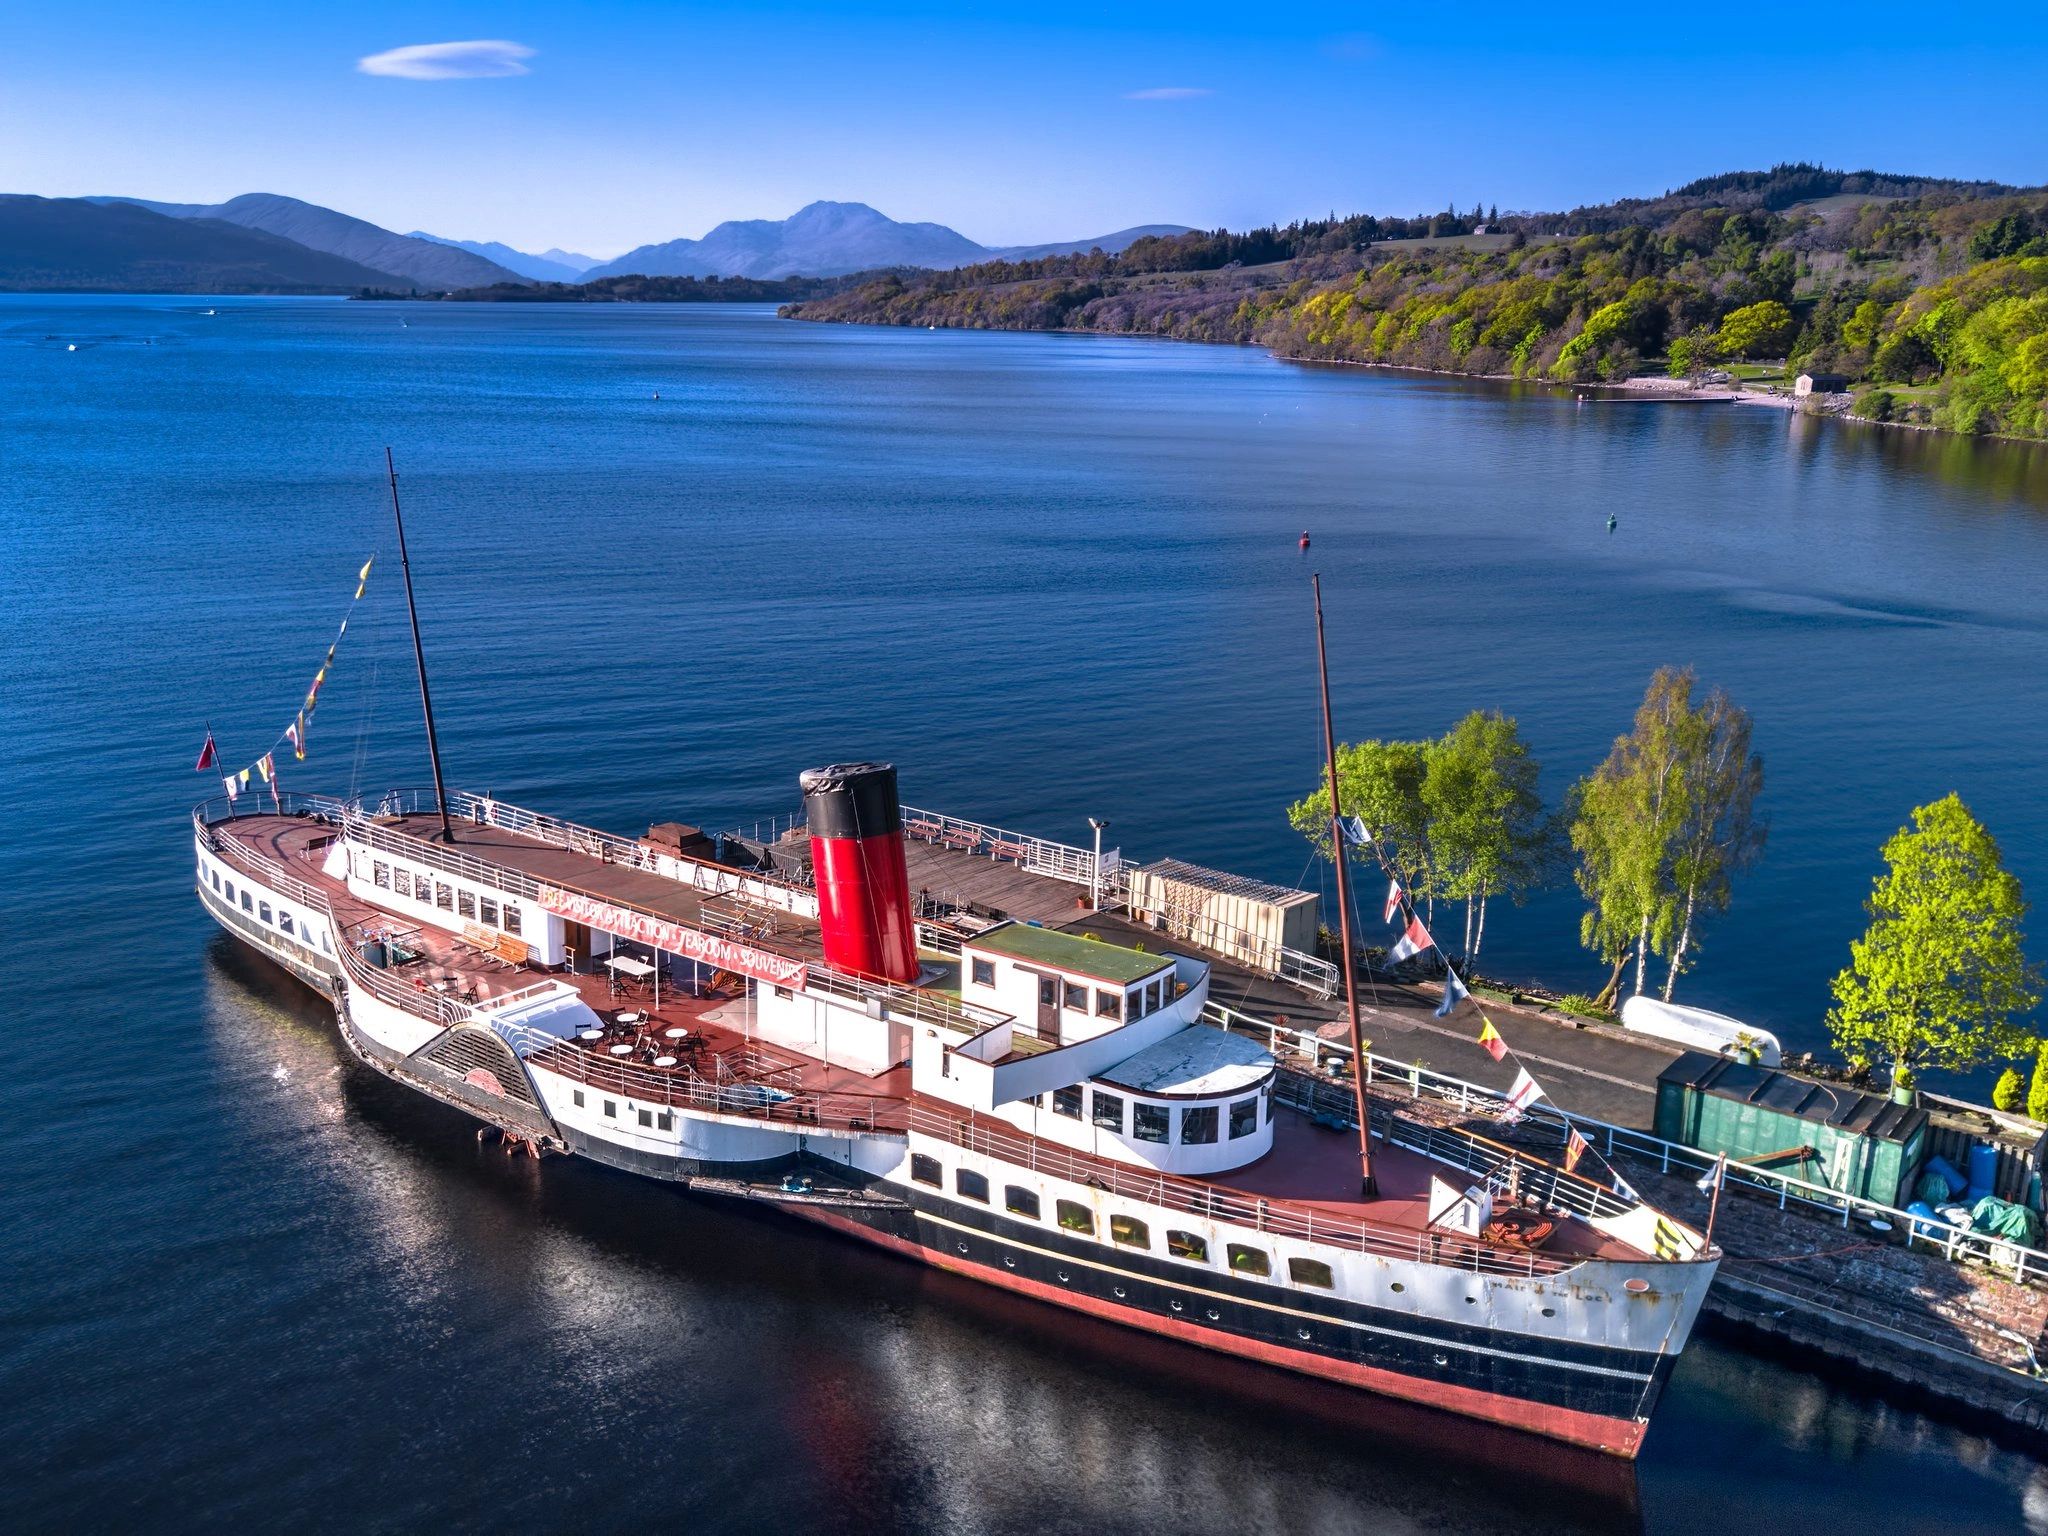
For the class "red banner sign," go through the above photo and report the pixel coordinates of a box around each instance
[535,886,809,990]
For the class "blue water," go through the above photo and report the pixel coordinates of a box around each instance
[4,295,2047,1531]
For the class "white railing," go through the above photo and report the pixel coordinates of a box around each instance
[1202,998,2048,1287]
[899,803,1130,891]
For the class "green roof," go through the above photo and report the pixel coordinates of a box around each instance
[966,922,1173,986]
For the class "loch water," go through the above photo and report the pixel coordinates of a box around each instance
[4,295,2047,1532]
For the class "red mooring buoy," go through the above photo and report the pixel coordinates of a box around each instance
[1299,531,1311,549]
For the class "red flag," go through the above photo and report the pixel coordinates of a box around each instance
[1386,916,1431,966]
[1565,1127,1590,1175]
[194,731,217,771]
[1478,1017,1508,1062]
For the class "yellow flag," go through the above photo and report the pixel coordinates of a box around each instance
[1478,1018,1507,1062]
[358,556,373,582]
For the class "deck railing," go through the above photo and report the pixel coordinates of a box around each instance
[1203,999,2048,1285]
[908,1104,1569,1277]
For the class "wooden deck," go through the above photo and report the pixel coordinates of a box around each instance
[902,837,1094,925]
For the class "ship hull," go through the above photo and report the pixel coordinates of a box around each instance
[789,1190,1668,1458]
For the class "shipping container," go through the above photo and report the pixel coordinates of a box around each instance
[1125,858,1320,975]
[1654,1051,1928,1208]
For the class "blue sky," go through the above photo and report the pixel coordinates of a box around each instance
[3,3,2044,256]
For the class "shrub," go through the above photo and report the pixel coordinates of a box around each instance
[1554,993,1614,1021]
[2030,1042,2048,1123]
[1993,1066,2025,1113]
[1854,387,1896,421]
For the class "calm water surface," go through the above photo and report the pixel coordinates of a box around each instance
[4,296,2048,1531]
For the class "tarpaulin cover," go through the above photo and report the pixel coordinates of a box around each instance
[1969,1196,2041,1246]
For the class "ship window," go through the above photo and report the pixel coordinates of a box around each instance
[210,869,221,891]
[1110,1214,1150,1249]
[1095,989,1121,1020]
[634,1108,650,1127]
[321,932,331,954]
[1167,1230,1208,1262]
[1229,1097,1259,1139]
[502,904,521,934]
[910,1154,942,1188]
[657,1111,673,1131]
[480,896,500,927]
[956,1169,990,1203]
[1005,1185,1040,1219]
[1147,979,1164,1015]
[573,1089,585,1108]
[773,986,792,1000]
[1180,1106,1218,1145]
[435,882,453,912]
[240,890,252,913]
[603,1099,616,1119]
[1133,1103,1170,1143]
[259,902,272,924]
[1064,978,1089,1013]
[224,879,234,902]
[1051,1086,1083,1119]
[1227,1244,1272,1278]
[458,890,477,919]
[1289,1258,1335,1289]
[373,861,390,888]
[1056,1200,1095,1235]
[1091,1091,1125,1133]
[971,957,995,986]
[280,914,294,937]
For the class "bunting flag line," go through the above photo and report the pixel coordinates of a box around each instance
[1477,1017,1508,1062]
[1612,1169,1641,1203]
[1564,1127,1590,1175]
[204,550,374,801]
[1383,878,1403,924]
[1386,915,1432,966]
[1341,814,1370,846]
[1435,967,1468,1018]
[1502,1065,1544,1121]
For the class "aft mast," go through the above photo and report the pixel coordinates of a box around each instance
[386,448,455,843]
[1312,574,1376,1197]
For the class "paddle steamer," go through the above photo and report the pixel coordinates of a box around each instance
[195,754,1717,1457]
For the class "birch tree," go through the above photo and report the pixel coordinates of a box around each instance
[1662,684,1766,998]
[1288,738,1437,919]
[1424,710,1554,959]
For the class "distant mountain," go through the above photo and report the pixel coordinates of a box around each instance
[0,195,401,293]
[539,247,603,272]
[93,194,525,291]
[992,224,1196,261]
[585,201,1194,281]
[408,232,595,284]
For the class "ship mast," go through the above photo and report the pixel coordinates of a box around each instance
[386,448,454,844]
[1312,574,1376,1197]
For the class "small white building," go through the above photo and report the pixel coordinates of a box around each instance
[959,921,1180,1048]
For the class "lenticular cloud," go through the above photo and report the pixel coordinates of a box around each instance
[357,40,535,80]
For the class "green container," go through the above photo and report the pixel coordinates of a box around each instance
[1654,1052,1928,1208]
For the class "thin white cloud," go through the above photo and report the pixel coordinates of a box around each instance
[1123,86,1212,102]
[357,40,535,81]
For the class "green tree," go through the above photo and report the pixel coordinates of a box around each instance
[1668,327,1720,383]
[1661,682,1766,998]
[1827,794,2042,1093]
[1288,738,1438,920]
[2029,1043,2048,1123]
[1714,300,1797,359]
[1422,710,1555,958]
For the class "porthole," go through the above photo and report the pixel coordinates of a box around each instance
[957,1242,970,1255]
[1541,1307,1556,1317]
[1433,1353,1449,1367]
[1465,1296,1477,1304]
[1170,1300,1184,1313]
[1206,1308,1221,1321]
[1390,1282,1405,1293]
[1113,1286,1127,1299]
[1057,1269,1070,1283]
[1296,1328,1312,1341]
[1004,1256,1016,1269]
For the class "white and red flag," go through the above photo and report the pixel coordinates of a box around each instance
[1386,915,1432,965]
[1502,1066,1544,1121]
[194,731,217,771]
[1384,878,1403,924]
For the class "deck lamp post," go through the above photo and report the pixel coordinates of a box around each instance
[1088,817,1109,910]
